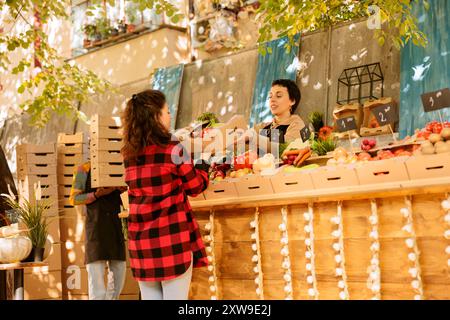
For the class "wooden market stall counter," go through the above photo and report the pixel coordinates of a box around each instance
[187,176,450,300]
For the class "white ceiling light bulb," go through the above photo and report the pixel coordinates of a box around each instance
[211,295,217,300]
[206,246,213,253]
[332,243,340,251]
[205,223,211,231]
[250,220,257,229]
[369,215,378,225]
[306,263,312,271]
[335,268,343,276]
[208,276,215,283]
[254,277,260,285]
[210,285,216,292]
[305,251,312,259]
[332,230,341,238]
[408,268,418,278]
[304,225,311,233]
[402,224,413,234]
[411,280,420,289]
[331,216,341,225]
[414,295,422,300]
[284,273,292,282]
[306,275,314,284]
[339,291,347,300]
[281,237,289,245]
[279,223,287,232]
[338,280,345,289]
[207,265,214,272]
[253,266,259,273]
[251,233,257,240]
[256,288,261,296]
[303,212,311,221]
[308,288,316,296]
[304,238,312,246]
[335,255,342,264]
[252,243,258,251]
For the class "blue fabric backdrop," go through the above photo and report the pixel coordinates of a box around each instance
[249,35,301,127]
[152,64,184,130]
[399,0,450,138]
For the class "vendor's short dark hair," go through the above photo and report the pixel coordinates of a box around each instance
[272,79,301,114]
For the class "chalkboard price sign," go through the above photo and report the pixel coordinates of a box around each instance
[421,88,450,112]
[371,104,398,125]
[336,116,357,132]
[300,125,312,142]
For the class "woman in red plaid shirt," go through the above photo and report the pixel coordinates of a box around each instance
[121,90,209,300]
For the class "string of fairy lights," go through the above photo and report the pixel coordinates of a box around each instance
[204,210,219,300]
[441,194,450,270]
[279,206,293,300]
[367,199,381,300]
[331,201,350,300]
[401,196,424,300]
[303,204,319,299]
[250,207,264,299]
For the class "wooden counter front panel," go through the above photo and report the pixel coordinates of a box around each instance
[190,193,450,300]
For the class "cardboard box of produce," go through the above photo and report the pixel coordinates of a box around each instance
[24,270,62,300]
[236,175,274,198]
[90,114,122,128]
[57,163,77,176]
[311,165,360,189]
[355,157,410,185]
[19,174,58,187]
[270,169,315,193]
[91,174,127,188]
[405,152,450,180]
[57,153,85,166]
[204,180,238,200]
[90,150,123,164]
[90,127,122,140]
[57,143,88,155]
[17,152,56,165]
[17,163,57,176]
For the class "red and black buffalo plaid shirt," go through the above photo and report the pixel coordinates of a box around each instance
[123,140,209,281]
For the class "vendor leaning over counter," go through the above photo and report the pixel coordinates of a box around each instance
[238,79,306,154]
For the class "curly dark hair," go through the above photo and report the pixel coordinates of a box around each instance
[121,89,171,159]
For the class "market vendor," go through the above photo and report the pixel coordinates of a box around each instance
[237,79,305,155]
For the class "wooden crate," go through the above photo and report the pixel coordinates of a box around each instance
[236,175,274,198]
[17,163,57,177]
[90,127,122,140]
[57,174,75,185]
[19,174,58,187]
[91,174,126,188]
[90,138,123,151]
[355,158,410,185]
[16,143,55,154]
[204,180,238,200]
[405,153,450,180]
[57,163,77,176]
[58,186,73,197]
[61,241,85,267]
[91,150,123,164]
[91,163,124,175]
[57,143,88,155]
[57,153,85,166]
[57,132,87,144]
[24,270,62,300]
[60,211,85,242]
[270,170,315,193]
[311,165,360,189]
[17,152,56,165]
[90,114,122,128]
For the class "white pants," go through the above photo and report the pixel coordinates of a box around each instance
[86,260,126,300]
[138,257,193,300]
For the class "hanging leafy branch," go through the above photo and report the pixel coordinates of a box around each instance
[0,0,182,127]
[255,0,429,54]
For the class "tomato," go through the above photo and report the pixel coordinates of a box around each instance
[432,123,443,134]
[233,151,258,170]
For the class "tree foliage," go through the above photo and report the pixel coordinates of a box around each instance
[0,0,429,127]
[255,0,429,53]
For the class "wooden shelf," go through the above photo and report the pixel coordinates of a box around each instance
[0,262,47,271]
[190,177,450,211]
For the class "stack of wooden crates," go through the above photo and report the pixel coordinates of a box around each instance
[89,115,139,299]
[15,143,62,300]
[56,133,89,300]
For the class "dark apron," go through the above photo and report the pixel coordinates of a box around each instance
[84,170,126,264]
[258,123,290,157]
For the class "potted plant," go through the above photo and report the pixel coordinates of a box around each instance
[117,19,127,34]
[125,5,139,33]
[94,16,112,41]
[1,183,54,262]
[82,23,96,47]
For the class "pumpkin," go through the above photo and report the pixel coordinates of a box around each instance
[0,236,32,263]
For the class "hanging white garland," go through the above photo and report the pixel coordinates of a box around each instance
[279,206,293,300]
[441,194,450,269]
[204,210,219,300]
[401,196,424,300]
[367,199,381,300]
[303,204,319,300]
[249,207,264,299]
[331,201,350,300]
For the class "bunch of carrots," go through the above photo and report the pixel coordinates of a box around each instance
[281,148,312,167]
